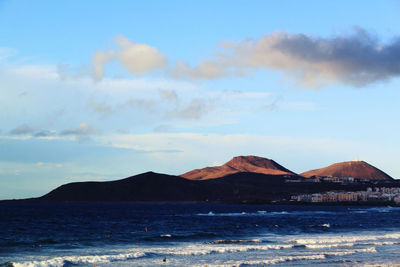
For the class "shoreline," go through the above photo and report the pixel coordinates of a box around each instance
[1,198,399,207]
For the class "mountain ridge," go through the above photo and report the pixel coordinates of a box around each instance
[1,156,397,203]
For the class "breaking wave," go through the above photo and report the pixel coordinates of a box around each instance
[292,232,400,245]
[216,247,377,266]
[11,252,147,267]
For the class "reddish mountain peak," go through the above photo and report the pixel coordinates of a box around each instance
[301,160,393,181]
[181,155,296,180]
[226,155,278,169]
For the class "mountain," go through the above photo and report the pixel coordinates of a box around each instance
[180,155,296,180]
[301,160,394,181]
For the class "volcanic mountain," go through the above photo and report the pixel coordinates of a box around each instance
[180,155,296,180]
[301,160,394,181]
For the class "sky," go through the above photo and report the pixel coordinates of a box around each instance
[1,0,400,199]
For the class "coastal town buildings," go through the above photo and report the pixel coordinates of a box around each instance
[291,187,400,204]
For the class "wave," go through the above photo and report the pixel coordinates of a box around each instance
[217,247,376,266]
[367,206,400,213]
[196,210,340,217]
[207,239,262,244]
[196,211,250,216]
[324,246,377,256]
[11,242,297,266]
[195,211,291,216]
[148,242,378,257]
[350,206,400,213]
[293,232,400,245]
[142,232,217,241]
[9,240,381,267]
[223,254,327,266]
[361,241,400,246]
[11,252,147,267]
[159,243,294,256]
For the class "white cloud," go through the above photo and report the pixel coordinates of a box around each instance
[115,35,167,76]
[92,50,115,81]
[90,35,168,80]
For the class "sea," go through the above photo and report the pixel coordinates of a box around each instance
[1,203,400,267]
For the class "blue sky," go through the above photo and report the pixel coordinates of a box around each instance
[1,0,400,199]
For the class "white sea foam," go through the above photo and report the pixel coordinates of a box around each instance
[160,234,172,237]
[305,242,355,249]
[352,210,368,214]
[323,246,377,256]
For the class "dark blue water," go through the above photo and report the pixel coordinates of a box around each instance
[1,203,400,266]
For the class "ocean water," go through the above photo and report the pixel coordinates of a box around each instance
[1,203,400,266]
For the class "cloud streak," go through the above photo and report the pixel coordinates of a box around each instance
[172,29,400,87]
[10,124,35,135]
[60,123,97,136]
[9,124,57,139]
